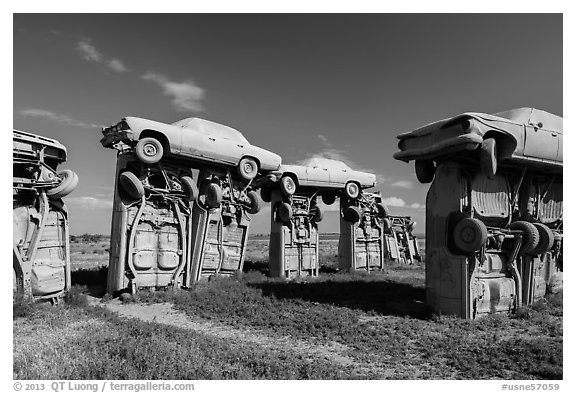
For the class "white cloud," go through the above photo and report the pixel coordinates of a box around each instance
[382,196,407,207]
[107,58,128,73]
[77,39,128,73]
[142,72,205,113]
[381,196,424,209]
[77,40,102,62]
[390,180,414,189]
[18,108,102,128]
[66,196,113,210]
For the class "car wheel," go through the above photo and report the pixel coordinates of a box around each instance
[344,182,360,199]
[453,218,488,253]
[510,221,540,255]
[246,190,262,214]
[311,204,323,223]
[180,176,198,202]
[322,193,336,205]
[280,176,296,196]
[376,202,389,218]
[260,187,272,203]
[343,206,362,223]
[415,160,435,184]
[136,137,164,164]
[530,223,554,256]
[480,138,497,179]
[277,202,293,224]
[237,157,258,181]
[205,183,223,208]
[119,171,145,199]
[46,169,79,199]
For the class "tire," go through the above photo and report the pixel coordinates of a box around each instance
[205,183,223,208]
[119,171,144,199]
[344,182,360,199]
[480,138,497,179]
[510,221,540,255]
[277,202,293,224]
[47,169,79,199]
[136,137,164,164]
[415,160,435,184]
[453,218,488,253]
[260,187,272,203]
[180,176,198,202]
[322,193,336,205]
[343,206,362,223]
[280,176,296,196]
[246,191,262,214]
[530,223,554,256]
[237,157,258,181]
[376,202,389,218]
[311,204,323,223]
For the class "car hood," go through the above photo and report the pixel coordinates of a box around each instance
[397,108,562,140]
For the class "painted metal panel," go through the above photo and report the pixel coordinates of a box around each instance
[338,192,385,271]
[269,191,319,278]
[106,154,193,294]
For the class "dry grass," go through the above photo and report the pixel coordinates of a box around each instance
[14,236,562,380]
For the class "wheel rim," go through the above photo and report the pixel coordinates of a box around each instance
[460,227,476,244]
[143,143,158,157]
[347,183,358,198]
[243,161,255,175]
[283,178,295,194]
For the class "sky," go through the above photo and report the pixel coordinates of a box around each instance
[13,14,563,234]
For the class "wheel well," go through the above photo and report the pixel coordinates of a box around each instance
[140,130,170,153]
[241,155,260,170]
[483,131,516,161]
[281,172,299,187]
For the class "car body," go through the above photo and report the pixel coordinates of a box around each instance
[101,116,282,173]
[277,157,376,189]
[13,130,74,302]
[13,130,67,190]
[394,108,563,171]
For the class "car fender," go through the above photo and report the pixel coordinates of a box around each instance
[124,117,183,154]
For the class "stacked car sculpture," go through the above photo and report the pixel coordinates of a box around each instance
[14,107,562,319]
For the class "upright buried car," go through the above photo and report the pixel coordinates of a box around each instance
[394,108,562,183]
[395,108,562,318]
[101,116,281,181]
[13,130,78,302]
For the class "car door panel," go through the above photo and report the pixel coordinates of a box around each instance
[524,125,559,162]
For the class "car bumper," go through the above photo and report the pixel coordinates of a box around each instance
[394,133,483,162]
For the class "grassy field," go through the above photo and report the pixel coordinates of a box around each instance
[13,236,562,380]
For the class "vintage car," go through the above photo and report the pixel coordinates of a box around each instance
[13,129,77,302]
[13,129,78,199]
[261,157,376,202]
[101,117,282,181]
[394,108,563,183]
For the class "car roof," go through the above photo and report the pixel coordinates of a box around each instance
[172,117,249,144]
[492,108,562,132]
[300,157,352,170]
